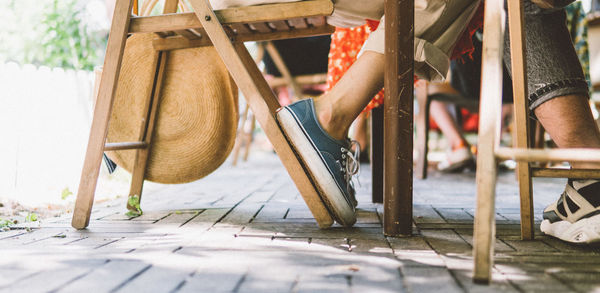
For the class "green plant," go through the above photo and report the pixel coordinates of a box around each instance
[25,213,38,222]
[0,218,13,231]
[126,195,143,218]
[21,0,106,70]
[61,187,73,200]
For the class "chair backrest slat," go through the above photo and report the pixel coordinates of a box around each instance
[269,20,291,31]
[129,0,334,34]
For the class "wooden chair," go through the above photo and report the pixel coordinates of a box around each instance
[72,0,339,229]
[473,0,600,283]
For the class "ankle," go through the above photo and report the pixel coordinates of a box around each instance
[314,98,348,140]
[451,140,469,151]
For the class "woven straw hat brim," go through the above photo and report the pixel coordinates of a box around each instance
[106,33,238,184]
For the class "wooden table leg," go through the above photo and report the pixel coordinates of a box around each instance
[371,106,384,203]
[383,0,413,237]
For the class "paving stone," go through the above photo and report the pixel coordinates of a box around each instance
[421,230,472,254]
[114,265,194,293]
[435,208,474,224]
[504,272,574,292]
[400,266,463,293]
[413,205,446,224]
[454,229,515,253]
[2,260,108,293]
[252,202,288,223]
[348,238,394,256]
[0,269,38,289]
[57,260,150,293]
[499,236,558,253]
[176,270,245,293]
[450,268,519,293]
[294,274,350,293]
[550,271,600,292]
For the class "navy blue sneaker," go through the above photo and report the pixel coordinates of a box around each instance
[276,99,358,226]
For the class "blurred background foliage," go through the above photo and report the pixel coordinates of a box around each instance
[0,0,109,70]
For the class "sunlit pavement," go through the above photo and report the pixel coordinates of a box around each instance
[1,151,599,293]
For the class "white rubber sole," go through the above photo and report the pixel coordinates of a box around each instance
[540,214,600,244]
[276,107,356,227]
[437,158,475,173]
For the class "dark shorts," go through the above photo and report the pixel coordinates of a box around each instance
[503,0,589,110]
[452,0,588,110]
[450,32,514,104]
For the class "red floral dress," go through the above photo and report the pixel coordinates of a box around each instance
[326,21,384,114]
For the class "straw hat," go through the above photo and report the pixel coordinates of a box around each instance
[105,33,238,184]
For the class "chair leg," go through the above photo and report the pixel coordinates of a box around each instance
[127,51,167,209]
[506,0,534,240]
[473,0,505,283]
[243,114,256,162]
[127,0,178,210]
[232,104,250,166]
[371,106,384,203]
[189,0,334,227]
[72,0,134,230]
[415,80,429,179]
[473,140,499,284]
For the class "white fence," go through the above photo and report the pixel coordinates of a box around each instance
[0,62,96,206]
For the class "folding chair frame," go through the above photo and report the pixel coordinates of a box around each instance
[473,0,600,283]
[72,0,338,229]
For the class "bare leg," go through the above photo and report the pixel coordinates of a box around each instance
[353,112,369,151]
[314,51,385,140]
[534,95,600,169]
[430,100,466,149]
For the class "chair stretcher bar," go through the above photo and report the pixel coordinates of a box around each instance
[495,147,600,163]
[151,24,334,51]
[105,141,149,151]
[531,168,600,178]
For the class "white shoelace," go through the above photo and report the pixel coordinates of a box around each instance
[341,140,361,193]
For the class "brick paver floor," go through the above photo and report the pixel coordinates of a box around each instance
[1,151,599,292]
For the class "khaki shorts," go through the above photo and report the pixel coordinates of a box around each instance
[330,0,480,81]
